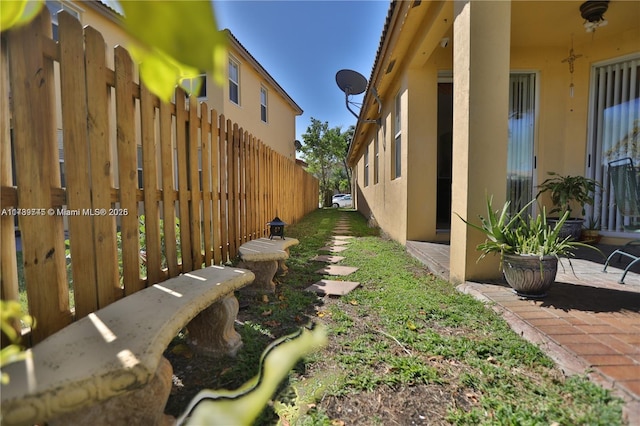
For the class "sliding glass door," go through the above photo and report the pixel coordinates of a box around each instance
[507,73,537,215]
[587,56,640,233]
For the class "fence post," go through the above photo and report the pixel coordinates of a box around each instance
[7,10,71,341]
[0,35,19,304]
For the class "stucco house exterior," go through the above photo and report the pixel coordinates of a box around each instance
[347,0,639,283]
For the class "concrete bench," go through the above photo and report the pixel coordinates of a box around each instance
[238,237,299,293]
[0,265,255,426]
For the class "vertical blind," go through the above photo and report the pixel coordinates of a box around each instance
[589,58,640,233]
[507,73,536,215]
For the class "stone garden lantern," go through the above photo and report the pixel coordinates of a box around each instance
[267,216,286,239]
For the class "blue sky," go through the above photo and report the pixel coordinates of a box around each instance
[214,0,390,145]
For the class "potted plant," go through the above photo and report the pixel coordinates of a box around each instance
[536,172,601,240]
[457,196,599,298]
[581,216,602,244]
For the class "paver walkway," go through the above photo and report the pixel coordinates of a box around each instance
[306,215,360,296]
[407,241,640,424]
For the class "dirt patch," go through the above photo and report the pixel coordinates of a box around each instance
[321,385,457,426]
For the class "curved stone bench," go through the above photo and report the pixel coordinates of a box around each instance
[0,265,254,426]
[238,237,299,293]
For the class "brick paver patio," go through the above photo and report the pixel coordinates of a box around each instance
[407,241,640,424]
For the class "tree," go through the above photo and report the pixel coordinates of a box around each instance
[300,118,353,207]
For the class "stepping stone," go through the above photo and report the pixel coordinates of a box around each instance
[319,246,348,253]
[327,240,350,246]
[306,280,360,296]
[312,254,345,263]
[333,236,354,240]
[315,265,359,276]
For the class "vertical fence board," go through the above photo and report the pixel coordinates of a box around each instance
[246,135,254,240]
[201,103,213,265]
[140,82,162,285]
[0,35,19,303]
[175,89,192,271]
[188,96,202,268]
[219,117,229,262]
[211,110,222,264]
[159,101,178,277]
[7,10,70,341]
[259,143,266,237]
[239,130,246,243]
[59,12,99,318]
[227,123,238,258]
[114,46,141,295]
[85,26,120,308]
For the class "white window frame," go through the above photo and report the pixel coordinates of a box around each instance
[374,131,379,184]
[393,91,402,179]
[183,73,207,99]
[46,0,82,41]
[364,144,369,187]
[229,57,240,105]
[260,86,268,123]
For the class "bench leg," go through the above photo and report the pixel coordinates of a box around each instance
[239,260,278,293]
[187,294,243,357]
[49,357,175,426]
[277,249,290,275]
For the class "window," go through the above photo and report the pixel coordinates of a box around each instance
[229,58,240,105]
[183,73,207,98]
[393,91,402,179]
[374,132,379,184]
[57,129,65,187]
[46,0,80,41]
[364,145,369,187]
[260,86,268,123]
[137,146,143,188]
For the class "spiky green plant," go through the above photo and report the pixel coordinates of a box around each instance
[457,196,599,261]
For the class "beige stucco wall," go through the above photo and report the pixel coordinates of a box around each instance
[355,76,411,244]
[350,0,639,282]
[222,50,300,160]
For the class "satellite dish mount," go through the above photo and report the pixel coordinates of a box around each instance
[335,69,381,124]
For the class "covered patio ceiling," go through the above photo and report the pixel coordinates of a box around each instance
[511,0,640,48]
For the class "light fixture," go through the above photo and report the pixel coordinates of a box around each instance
[580,0,609,33]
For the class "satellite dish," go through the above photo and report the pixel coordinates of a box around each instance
[335,69,381,124]
[335,69,369,120]
[336,69,368,96]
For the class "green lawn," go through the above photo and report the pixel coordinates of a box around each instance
[247,208,623,425]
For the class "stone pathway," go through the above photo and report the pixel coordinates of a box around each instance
[306,215,360,296]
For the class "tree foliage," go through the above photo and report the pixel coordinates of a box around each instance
[300,118,353,206]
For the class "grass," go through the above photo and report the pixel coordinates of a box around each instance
[247,207,624,425]
[15,207,625,424]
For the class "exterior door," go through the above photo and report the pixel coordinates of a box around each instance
[436,82,453,230]
[507,73,537,215]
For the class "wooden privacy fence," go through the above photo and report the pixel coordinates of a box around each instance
[0,11,319,343]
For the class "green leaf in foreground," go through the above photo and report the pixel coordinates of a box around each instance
[0,0,44,32]
[119,1,227,101]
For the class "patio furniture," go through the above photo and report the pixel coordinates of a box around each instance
[603,157,640,283]
[0,266,255,426]
[238,237,299,293]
